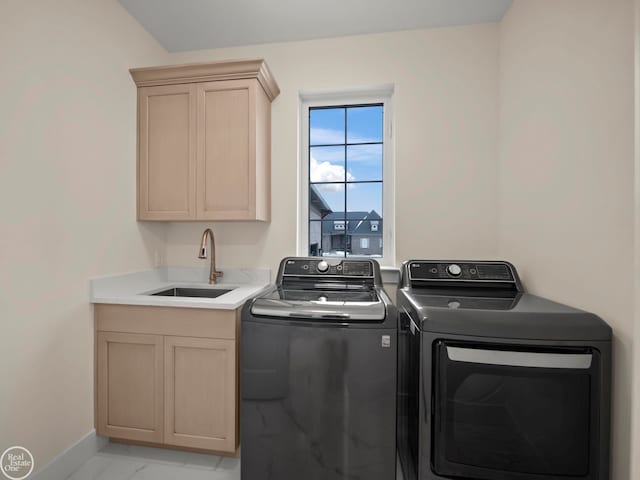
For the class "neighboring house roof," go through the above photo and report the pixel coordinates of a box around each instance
[323,210,382,235]
[309,184,333,216]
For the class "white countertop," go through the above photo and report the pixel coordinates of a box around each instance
[90,266,271,310]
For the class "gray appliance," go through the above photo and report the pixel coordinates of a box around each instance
[397,260,612,480]
[241,257,397,480]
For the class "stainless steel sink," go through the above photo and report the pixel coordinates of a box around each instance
[151,287,233,299]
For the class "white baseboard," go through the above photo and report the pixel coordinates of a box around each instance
[30,430,107,480]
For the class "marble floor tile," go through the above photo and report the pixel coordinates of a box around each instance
[66,442,403,480]
[128,463,236,480]
[216,455,240,473]
[99,443,221,469]
[182,451,225,470]
[66,455,146,480]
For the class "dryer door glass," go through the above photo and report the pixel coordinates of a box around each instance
[433,341,599,480]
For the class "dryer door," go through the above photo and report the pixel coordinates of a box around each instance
[432,340,600,480]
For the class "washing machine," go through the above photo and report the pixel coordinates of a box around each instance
[241,257,397,480]
[396,260,612,480]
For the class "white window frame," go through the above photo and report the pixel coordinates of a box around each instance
[297,85,395,266]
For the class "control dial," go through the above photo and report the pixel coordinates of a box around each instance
[316,260,329,273]
[447,264,462,277]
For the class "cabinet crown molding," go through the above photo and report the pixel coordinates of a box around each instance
[130,58,280,101]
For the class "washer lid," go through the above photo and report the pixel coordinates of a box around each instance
[250,287,386,321]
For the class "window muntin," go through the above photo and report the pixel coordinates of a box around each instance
[307,104,384,258]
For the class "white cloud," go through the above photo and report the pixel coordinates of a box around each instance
[310,154,354,192]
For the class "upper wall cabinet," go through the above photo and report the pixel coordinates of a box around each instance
[130,59,280,221]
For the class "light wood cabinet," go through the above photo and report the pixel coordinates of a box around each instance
[164,336,236,451]
[95,305,240,454]
[96,332,164,443]
[130,59,279,222]
[138,84,196,220]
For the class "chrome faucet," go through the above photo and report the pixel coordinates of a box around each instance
[198,228,223,284]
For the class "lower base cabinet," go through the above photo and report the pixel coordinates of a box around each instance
[96,332,164,443]
[164,336,236,452]
[95,305,239,454]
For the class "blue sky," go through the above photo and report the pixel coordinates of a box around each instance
[309,105,383,216]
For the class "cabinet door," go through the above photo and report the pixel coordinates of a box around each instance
[138,84,196,220]
[164,336,237,452]
[196,80,257,220]
[96,332,164,442]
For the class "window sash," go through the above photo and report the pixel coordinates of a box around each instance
[309,104,382,258]
[298,86,395,266]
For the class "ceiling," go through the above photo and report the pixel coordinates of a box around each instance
[118,0,514,52]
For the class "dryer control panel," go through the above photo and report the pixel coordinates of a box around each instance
[403,260,522,291]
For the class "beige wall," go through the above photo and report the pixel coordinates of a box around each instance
[499,1,635,478]
[2,0,637,475]
[162,24,501,274]
[0,0,169,469]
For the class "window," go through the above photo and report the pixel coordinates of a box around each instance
[299,87,394,265]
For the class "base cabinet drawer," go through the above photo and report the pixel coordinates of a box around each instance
[96,332,164,443]
[164,336,237,451]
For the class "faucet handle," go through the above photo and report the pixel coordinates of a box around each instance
[210,269,224,284]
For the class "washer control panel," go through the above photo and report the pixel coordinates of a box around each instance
[282,258,374,277]
[408,261,515,282]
